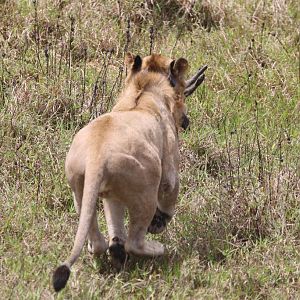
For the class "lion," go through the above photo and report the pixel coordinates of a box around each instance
[52,53,207,292]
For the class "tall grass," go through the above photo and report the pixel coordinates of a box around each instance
[0,0,299,298]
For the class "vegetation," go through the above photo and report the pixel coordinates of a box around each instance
[1,0,299,298]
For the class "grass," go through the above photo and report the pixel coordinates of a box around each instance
[0,0,299,298]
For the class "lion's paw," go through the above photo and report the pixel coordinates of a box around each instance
[109,237,128,270]
[88,239,108,256]
[125,239,165,257]
[148,208,171,234]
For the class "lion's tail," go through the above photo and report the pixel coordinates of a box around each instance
[52,163,104,292]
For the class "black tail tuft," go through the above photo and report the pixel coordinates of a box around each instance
[53,265,70,292]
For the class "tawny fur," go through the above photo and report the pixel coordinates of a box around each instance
[53,53,189,292]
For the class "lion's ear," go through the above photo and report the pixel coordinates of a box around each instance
[173,58,189,77]
[132,55,142,71]
[125,52,142,71]
[125,52,133,65]
[168,58,188,87]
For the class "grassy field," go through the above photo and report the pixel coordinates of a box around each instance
[0,0,299,298]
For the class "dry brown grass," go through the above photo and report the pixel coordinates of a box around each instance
[0,0,299,298]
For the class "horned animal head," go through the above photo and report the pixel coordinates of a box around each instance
[125,53,207,98]
[124,53,207,130]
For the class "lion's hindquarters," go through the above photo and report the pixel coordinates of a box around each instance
[105,152,161,194]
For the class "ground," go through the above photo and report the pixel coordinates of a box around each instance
[0,0,299,299]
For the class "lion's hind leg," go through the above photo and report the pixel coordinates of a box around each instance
[70,174,108,256]
[125,192,164,257]
[87,211,108,256]
[103,198,128,269]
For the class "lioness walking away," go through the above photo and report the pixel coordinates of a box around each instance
[53,53,207,292]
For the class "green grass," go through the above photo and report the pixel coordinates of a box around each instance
[1,0,299,298]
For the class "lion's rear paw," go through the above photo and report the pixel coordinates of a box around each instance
[88,239,108,257]
[109,237,128,270]
[125,239,164,257]
[148,208,171,234]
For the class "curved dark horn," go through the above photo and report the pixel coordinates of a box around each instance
[184,74,205,97]
[185,65,208,97]
[185,65,208,87]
